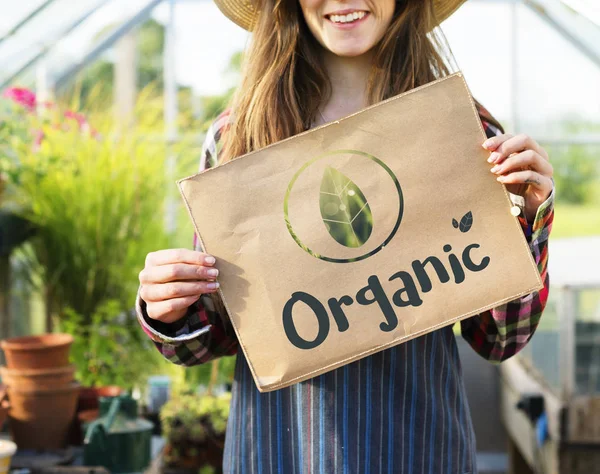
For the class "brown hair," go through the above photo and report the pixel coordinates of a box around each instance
[221,0,503,162]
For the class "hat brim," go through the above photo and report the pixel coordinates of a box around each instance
[214,0,468,32]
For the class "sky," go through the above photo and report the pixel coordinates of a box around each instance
[1,0,599,138]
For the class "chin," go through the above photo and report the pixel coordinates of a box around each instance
[328,43,373,58]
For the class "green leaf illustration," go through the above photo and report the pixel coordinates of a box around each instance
[459,211,473,233]
[319,166,373,248]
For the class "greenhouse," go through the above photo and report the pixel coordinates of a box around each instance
[0,0,599,473]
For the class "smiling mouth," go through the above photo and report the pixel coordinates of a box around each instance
[325,11,369,25]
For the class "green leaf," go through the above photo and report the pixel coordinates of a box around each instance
[459,211,473,233]
[319,166,373,248]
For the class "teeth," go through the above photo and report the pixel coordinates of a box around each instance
[329,11,366,23]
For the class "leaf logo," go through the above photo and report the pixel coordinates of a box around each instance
[284,150,403,263]
[319,166,373,248]
[452,211,473,233]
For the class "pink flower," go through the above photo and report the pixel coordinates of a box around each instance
[34,130,45,147]
[64,110,88,128]
[3,87,37,111]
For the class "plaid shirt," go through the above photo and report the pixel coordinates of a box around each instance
[136,107,554,474]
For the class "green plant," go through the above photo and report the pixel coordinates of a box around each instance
[0,89,37,207]
[550,145,599,205]
[1,89,197,326]
[160,393,231,472]
[58,300,161,389]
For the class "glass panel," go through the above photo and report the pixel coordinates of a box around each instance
[561,0,600,27]
[514,5,600,140]
[575,288,600,394]
[42,0,158,85]
[0,0,47,39]
[0,0,107,87]
[443,2,600,139]
[0,0,160,88]
[518,289,562,393]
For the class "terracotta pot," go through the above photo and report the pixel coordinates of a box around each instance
[7,381,80,449]
[0,334,73,370]
[77,385,123,412]
[0,365,75,390]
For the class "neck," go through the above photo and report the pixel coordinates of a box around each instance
[318,49,373,124]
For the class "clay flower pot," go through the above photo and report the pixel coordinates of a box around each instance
[7,381,80,450]
[0,334,73,370]
[77,385,123,412]
[0,365,75,390]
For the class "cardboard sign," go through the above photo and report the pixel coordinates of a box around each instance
[178,73,543,392]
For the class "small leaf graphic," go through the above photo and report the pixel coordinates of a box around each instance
[452,218,459,229]
[320,166,373,248]
[459,211,473,233]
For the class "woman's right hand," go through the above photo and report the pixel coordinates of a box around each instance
[139,249,219,324]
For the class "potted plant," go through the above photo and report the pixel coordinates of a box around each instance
[0,86,199,445]
[160,392,231,474]
[57,299,170,444]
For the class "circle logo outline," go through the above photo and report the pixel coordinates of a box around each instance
[284,149,404,263]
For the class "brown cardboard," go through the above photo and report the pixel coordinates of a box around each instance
[178,73,543,392]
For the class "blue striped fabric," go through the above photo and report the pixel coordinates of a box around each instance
[223,327,477,474]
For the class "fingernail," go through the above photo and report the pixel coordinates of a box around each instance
[207,268,219,277]
[490,165,500,173]
[496,176,505,182]
[489,152,500,163]
[487,154,495,163]
[207,282,220,290]
[482,139,494,149]
[205,256,216,265]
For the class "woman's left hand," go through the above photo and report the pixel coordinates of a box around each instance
[483,133,553,223]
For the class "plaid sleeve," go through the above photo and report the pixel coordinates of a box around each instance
[136,110,239,366]
[460,116,555,362]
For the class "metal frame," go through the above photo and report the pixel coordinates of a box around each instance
[523,0,600,69]
[559,287,578,401]
[0,0,58,45]
[0,0,110,90]
[53,0,164,90]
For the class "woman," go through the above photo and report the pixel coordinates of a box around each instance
[137,1,554,472]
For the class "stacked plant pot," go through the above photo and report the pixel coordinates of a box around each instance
[0,334,80,449]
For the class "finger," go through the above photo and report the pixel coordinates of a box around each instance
[145,249,216,268]
[490,150,553,177]
[140,280,219,303]
[496,170,553,190]
[487,134,545,165]
[146,295,201,322]
[139,263,219,284]
[482,133,513,151]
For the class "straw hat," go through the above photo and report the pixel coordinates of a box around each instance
[214,0,468,31]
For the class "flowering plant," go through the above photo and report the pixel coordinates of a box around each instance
[0,87,97,205]
[0,88,35,199]
[0,85,196,332]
